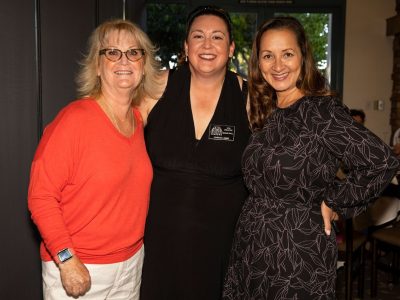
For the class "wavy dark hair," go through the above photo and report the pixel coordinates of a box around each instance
[249,16,333,131]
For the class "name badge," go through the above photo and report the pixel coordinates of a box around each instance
[208,124,235,142]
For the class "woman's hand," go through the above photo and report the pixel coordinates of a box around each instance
[321,201,339,236]
[59,256,91,297]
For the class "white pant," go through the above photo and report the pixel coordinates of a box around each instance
[42,246,144,300]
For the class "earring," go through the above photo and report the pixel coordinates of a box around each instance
[185,55,188,62]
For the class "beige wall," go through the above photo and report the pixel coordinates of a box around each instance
[343,0,395,143]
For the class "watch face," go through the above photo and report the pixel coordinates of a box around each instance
[58,249,73,262]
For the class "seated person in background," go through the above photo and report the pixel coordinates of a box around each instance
[350,109,366,125]
[393,143,400,156]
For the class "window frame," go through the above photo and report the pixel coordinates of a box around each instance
[145,0,346,94]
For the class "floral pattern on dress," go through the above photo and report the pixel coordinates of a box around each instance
[223,96,399,300]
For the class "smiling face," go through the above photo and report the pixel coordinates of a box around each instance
[185,14,234,76]
[258,28,303,99]
[97,29,144,96]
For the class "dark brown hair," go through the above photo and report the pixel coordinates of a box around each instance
[350,109,366,123]
[248,16,332,131]
[178,5,233,65]
[186,5,233,41]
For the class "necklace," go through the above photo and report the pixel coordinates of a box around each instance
[98,98,133,136]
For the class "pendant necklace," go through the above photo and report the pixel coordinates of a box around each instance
[98,98,133,135]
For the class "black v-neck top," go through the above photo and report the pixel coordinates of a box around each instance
[145,64,250,178]
[140,64,251,300]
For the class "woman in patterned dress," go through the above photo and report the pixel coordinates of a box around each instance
[223,16,399,299]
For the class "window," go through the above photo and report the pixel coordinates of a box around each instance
[145,0,345,92]
[275,12,332,82]
[146,3,187,69]
[230,12,257,78]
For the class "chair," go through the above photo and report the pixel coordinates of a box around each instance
[337,211,370,300]
[370,220,400,297]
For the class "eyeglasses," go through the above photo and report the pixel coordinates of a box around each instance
[99,48,145,62]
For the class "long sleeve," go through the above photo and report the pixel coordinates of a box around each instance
[28,100,153,264]
[28,107,77,259]
[307,97,399,218]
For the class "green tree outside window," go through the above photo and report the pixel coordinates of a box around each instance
[146,5,330,81]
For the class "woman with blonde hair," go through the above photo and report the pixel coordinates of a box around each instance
[28,19,164,299]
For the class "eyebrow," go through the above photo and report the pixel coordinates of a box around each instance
[260,48,295,53]
[104,45,139,49]
[190,29,226,36]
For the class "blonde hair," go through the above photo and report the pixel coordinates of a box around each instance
[76,19,163,105]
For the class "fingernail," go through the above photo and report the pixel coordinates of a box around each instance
[325,229,331,236]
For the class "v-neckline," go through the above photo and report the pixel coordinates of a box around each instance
[187,76,225,143]
[93,99,137,142]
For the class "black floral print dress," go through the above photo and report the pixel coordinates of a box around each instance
[223,96,399,300]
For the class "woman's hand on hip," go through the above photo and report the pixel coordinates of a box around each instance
[321,201,339,236]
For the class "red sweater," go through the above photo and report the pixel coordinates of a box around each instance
[28,99,152,264]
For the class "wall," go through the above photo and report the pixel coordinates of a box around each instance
[0,0,145,298]
[343,0,395,143]
[0,1,42,298]
[0,0,394,298]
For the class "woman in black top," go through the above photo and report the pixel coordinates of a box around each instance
[139,6,250,300]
